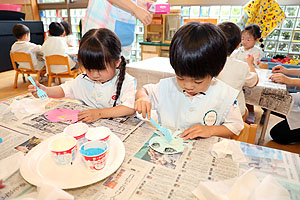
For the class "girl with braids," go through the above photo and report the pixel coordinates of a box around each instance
[28,28,136,123]
[231,23,264,124]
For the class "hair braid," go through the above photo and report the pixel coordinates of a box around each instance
[113,56,126,107]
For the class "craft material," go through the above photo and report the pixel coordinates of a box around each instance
[45,108,80,123]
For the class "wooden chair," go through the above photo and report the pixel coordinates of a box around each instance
[45,55,81,86]
[10,52,45,88]
[232,122,258,144]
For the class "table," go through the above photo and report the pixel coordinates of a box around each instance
[128,57,294,145]
[0,94,300,199]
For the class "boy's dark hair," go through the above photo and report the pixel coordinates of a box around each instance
[49,22,64,36]
[218,22,241,55]
[61,20,72,35]
[12,24,30,39]
[78,28,126,107]
[170,22,227,79]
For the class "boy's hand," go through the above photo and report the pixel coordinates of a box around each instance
[78,109,101,123]
[180,124,212,140]
[135,97,152,120]
[28,81,47,98]
[269,73,290,84]
[272,65,287,74]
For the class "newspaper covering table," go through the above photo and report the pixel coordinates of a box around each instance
[0,95,300,200]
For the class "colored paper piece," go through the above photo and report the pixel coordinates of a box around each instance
[44,109,80,123]
[149,130,192,155]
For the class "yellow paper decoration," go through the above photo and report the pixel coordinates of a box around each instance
[244,0,286,39]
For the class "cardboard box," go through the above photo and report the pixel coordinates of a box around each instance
[147,2,170,14]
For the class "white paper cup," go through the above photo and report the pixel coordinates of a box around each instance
[79,140,108,171]
[85,126,111,143]
[64,123,89,147]
[49,136,77,165]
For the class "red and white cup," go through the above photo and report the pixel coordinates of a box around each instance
[64,123,89,147]
[49,136,77,166]
[79,140,108,171]
[85,126,111,143]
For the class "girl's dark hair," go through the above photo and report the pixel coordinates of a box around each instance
[61,20,72,35]
[243,24,264,48]
[49,22,64,36]
[170,22,227,79]
[12,24,30,39]
[217,22,241,55]
[78,28,126,107]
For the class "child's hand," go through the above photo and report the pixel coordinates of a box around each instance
[269,73,290,84]
[180,124,212,140]
[135,97,152,119]
[28,81,47,98]
[0,179,5,189]
[78,109,101,123]
[272,65,287,74]
[246,54,254,65]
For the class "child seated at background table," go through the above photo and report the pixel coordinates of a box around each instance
[135,22,244,140]
[217,22,258,119]
[269,65,300,144]
[29,28,136,123]
[231,24,264,124]
[61,20,77,47]
[41,22,77,74]
[10,24,45,71]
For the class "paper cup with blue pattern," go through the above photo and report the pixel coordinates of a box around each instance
[49,136,77,165]
[79,140,108,171]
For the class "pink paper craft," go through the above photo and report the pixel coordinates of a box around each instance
[44,109,80,123]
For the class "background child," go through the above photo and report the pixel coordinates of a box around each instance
[41,22,76,74]
[269,65,300,144]
[135,22,244,140]
[231,23,264,124]
[217,22,258,118]
[11,24,45,71]
[61,20,77,47]
[29,28,136,123]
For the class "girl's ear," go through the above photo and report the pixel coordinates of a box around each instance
[115,58,121,68]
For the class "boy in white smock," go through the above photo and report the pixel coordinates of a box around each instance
[41,22,77,74]
[135,22,244,140]
[10,24,45,71]
[217,22,258,118]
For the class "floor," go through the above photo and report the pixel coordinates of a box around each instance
[1,70,299,154]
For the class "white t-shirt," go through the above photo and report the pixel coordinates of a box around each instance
[65,34,77,47]
[144,77,244,135]
[60,71,136,109]
[217,57,258,115]
[231,46,263,67]
[287,93,300,130]
[41,36,76,73]
[10,41,44,70]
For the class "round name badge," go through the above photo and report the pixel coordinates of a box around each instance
[203,110,217,126]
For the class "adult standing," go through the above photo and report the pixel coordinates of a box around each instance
[82,0,153,57]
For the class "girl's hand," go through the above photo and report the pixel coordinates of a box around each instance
[78,109,101,123]
[246,54,254,66]
[135,97,152,119]
[28,81,47,98]
[269,73,290,84]
[180,124,212,140]
[134,6,152,26]
[272,65,287,74]
[0,180,5,189]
